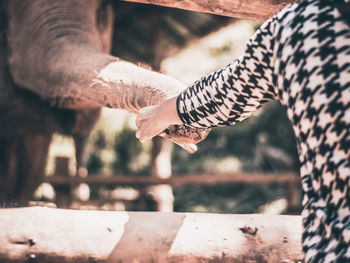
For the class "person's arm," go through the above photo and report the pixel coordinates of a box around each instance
[136,15,280,142]
[177,18,279,129]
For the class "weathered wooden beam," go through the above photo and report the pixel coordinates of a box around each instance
[120,0,297,21]
[45,172,300,186]
[0,207,303,262]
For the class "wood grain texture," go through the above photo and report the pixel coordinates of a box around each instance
[121,0,297,21]
[0,207,303,262]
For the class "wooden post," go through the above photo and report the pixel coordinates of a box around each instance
[147,26,176,212]
[150,137,174,212]
[53,157,71,208]
[0,207,303,263]
[285,180,300,214]
[72,167,90,203]
[121,0,298,21]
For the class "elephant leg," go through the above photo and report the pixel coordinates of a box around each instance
[0,138,17,202]
[0,134,52,203]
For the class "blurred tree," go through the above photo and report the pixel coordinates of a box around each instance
[172,101,299,174]
[112,126,150,175]
[86,153,104,175]
[86,131,106,174]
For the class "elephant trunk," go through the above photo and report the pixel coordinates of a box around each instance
[7,0,185,112]
[6,0,209,148]
[49,52,186,112]
[13,48,186,112]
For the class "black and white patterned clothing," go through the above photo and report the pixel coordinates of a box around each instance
[176,0,350,262]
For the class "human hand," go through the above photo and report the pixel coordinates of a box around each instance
[136,96,211,153]
[135,96,181,143]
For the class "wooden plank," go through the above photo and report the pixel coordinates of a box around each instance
[44,172,300,186]
[120,0,297,21]
[0,207,303,263]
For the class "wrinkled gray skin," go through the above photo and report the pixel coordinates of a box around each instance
[0,0,209,202]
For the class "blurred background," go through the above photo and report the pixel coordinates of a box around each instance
[37,1,301,215]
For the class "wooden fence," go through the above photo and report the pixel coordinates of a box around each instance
[43,156,301,212]
[0,207,303,263]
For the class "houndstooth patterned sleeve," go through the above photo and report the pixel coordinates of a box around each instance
[177,0,350,261]
[176,17,280,128]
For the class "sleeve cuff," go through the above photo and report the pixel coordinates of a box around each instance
[176,93,187,125]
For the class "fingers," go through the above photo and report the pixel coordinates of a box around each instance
[135,103,175,143]
[136,105,158,129]
[135,112,157,142]
[135,117,141,129]
[135,121,156,143]
[136,117,168,143]
[136,107,156,142]
[136,104,169,142]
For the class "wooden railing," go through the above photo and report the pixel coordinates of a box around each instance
[44,156,300,212]
[0,207,303,263]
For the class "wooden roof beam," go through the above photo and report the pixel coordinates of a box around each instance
[120,0,297,21]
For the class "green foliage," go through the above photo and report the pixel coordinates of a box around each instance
[112,126,151,175]
[172,100,299,174]
[94,130,107,149]
[86,152,104,174]
[174,184,286,213]
[86,130,106,174]
[84,110,152,176]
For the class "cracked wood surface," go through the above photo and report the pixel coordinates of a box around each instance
[0,207,303,262]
